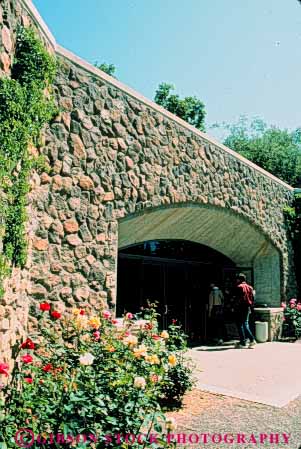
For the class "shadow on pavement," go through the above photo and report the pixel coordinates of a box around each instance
[189,339,239,351]
[195,346,236,351]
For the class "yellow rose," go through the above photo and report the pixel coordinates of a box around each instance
[168,354,177,366]
[80,334,90,342]
[166,417,177,431]
[72,308,80,316]
[88,316,101,329]
[133,344,148,358]
[74,315,88,330]
[122,335,138,346]
[160,330,169,339]
[145,354,160,365]
[105,345,115,352]
[134,376,146,389]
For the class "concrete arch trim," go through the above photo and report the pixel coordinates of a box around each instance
[119,201,283,257]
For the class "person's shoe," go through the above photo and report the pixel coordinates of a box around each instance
[235,342,248,349]
[248,341,257,348]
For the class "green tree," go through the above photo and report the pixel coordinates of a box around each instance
[94,62,116,77]
[154,82,206,132]
[215,117,301,186]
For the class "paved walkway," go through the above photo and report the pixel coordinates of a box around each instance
[189,341,301,407]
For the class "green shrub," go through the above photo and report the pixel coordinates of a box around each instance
[158,362,194,410]
[0,26,56,290]
[135,309,194,410]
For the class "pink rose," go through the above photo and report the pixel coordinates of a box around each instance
[102,310,111,319]
[125,313,133,320]
[93,331,101,340]
[281,302,286,309]
[151,335,161,341]
[297,303,301,311]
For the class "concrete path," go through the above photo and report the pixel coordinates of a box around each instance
[189,341,301,407]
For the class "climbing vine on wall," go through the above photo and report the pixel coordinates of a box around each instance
[283,191,301,296]
[0,26,57,297]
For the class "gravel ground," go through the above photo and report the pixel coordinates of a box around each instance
[166,389,301,449]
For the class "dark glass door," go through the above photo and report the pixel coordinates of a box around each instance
[163,262,188,331]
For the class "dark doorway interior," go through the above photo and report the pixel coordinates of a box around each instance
[117,240,251,342]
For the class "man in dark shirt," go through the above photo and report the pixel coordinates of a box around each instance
[234,273,256,349]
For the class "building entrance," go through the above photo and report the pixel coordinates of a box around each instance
[117,240,252,342]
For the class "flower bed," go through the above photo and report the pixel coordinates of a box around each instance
[281,298,301,340]
[0,303,193,448]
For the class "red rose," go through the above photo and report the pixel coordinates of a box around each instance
[172,319,177,324]
[21,354,33,364]
[144,323,153,330]
[79,309,85,315]
[40,303,51,311]
[0,363,9,377]
[42,363,53,372]
[51,311,61,319]
[21,338,35,350]
[24,377,33,384]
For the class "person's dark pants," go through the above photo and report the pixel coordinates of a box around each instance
[210,306,225,341]
[235,306,255,346]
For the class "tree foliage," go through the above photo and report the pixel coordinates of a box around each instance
[94,62,116,77]
[154,83,206,132]
[215,117,301,186]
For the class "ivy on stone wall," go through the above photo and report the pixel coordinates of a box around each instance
[0,26,56,297]
[284,191,301,296]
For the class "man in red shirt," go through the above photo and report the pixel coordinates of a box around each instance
[234,273,256,349]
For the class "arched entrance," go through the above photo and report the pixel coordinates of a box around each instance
[117,239,242,340]
[117,204,281,340]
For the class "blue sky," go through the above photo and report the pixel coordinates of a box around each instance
[33,0,301,138]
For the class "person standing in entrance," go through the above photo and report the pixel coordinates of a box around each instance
[234,273,256,349]
[208,283,224,344]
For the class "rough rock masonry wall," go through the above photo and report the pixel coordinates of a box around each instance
[31,51,295,312]
[0,0,297,361]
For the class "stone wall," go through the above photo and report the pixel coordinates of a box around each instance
[0,0,297,360]
[28,51,295,312]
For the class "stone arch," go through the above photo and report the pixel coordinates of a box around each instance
[118,203,281,306]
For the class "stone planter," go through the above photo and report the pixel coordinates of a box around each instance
[253,308,283,341]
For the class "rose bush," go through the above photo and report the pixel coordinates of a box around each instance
[0,303,192,448]
[281,299,301,339]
